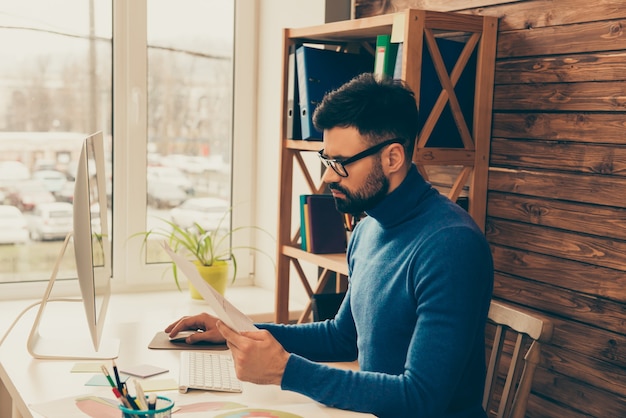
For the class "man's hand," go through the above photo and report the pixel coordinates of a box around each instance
[216,320,289,385]
[164,313,225,344]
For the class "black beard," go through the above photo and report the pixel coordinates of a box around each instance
[329,161,389,214]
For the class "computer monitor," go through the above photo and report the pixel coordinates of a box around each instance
[27,131,119,359]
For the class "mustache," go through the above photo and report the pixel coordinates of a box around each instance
[328,183,349,195]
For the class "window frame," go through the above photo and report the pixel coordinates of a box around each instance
[112,0,257,289]
[0,0,257,300]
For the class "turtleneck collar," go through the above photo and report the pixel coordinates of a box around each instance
[365,164,434,228]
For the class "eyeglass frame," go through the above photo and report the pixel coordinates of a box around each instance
[317,138,403,178]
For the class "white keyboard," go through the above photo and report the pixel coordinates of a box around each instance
[179,351,243,393]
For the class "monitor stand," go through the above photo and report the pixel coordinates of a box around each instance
[27,233,120,360]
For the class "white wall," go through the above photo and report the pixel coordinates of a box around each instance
[252,1,326,293]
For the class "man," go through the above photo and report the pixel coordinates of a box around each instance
[166,73,494,417]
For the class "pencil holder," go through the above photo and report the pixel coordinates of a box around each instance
[119,395,174,418]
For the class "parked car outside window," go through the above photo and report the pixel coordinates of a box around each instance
[0,205,29,245]
[169,197,230,231]
[147,181,188,209]
[6,180,56,212]
[147,166,194,196]
[28,202,74,241]
[32,170,69,194]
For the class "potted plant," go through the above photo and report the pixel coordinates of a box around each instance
[134,210,274,298]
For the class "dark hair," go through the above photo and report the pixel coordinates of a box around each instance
[312,72,419,159]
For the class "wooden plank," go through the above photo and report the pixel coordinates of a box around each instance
[527,395,590,418]
[540,344,626,397]
[495,52,626,84]
[424,165,468,186]
[354,0,523,18]
[287,12,395,42]
[468,0,626,31]
[487,218,626,271]
[493,273,626,339]
[532,367,626,417]
[471,15,498,231]
[414,148,474,164]
[488,192,626,242]
[449,166,472,203]
[402,9,425,105]
[493,81,626,112]
[548,315,626,368]
[282,245,349,276]
[498,19,626,59]
[490,138,626,176]
[285,139,323,151]
[492,112,626,144]
[488,167,626,208]
[275,155,296,323]
[491,244,626,303]
[355,0,626,31]
[420,10,486,32]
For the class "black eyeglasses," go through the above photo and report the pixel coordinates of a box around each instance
[317,138,402,178]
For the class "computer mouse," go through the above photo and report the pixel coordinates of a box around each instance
[168,330,199,343]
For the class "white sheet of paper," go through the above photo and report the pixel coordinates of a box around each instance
[161,243,258,333]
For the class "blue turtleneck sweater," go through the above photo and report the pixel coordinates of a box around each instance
[259,165,493,417]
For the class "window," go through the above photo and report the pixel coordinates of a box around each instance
[145,0,234,264]
[0,0,249,299]
[0,0,112,293]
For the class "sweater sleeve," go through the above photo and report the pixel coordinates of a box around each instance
[256,288,358,363]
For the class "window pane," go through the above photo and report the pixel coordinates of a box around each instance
[146,0,234,263]
[0,1,112,283]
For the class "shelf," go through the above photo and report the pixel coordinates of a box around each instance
[275,9,497,324]
[414,148,475,165]
[281,245,348,276]
[286,13,396,43]
[285,139,323,152]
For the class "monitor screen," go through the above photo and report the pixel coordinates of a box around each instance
[74,131,112,351]
[27,131,118,359]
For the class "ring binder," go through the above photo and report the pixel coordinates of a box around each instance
[296,46,374,140]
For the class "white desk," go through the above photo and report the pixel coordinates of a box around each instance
[0,289,371,418]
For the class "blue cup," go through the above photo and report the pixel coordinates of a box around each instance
[118,395,174,418]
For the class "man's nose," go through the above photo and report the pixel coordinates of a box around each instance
[321,166,341,183]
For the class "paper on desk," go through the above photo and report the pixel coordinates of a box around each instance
[162,243,258,333]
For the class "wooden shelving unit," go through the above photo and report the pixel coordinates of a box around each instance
[275,9,498,324]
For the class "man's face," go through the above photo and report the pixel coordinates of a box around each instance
[320,127,390,214]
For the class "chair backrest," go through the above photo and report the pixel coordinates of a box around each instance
[483,301,553,418]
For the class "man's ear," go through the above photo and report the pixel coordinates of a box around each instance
[384,143,406,173]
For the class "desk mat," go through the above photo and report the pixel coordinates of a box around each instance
[148,331,228,350]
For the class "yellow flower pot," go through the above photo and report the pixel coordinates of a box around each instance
[189,260,229,299]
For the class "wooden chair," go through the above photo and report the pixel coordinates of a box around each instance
[483,301,553,418]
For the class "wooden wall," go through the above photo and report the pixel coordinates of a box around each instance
[355,0,626,416]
